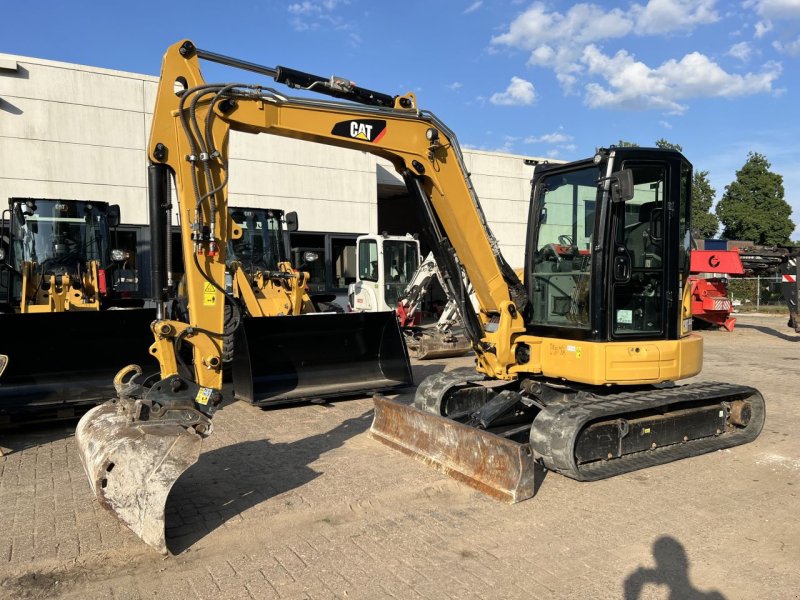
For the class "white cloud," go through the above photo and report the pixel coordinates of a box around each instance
[773,36,800,55]
[632,0,719,35]
[727,41,753,61]
[744,0,800,19]
[581,45,782,113]
[463,1,483,14]
[755,19,774,38]
[491,3,633,50]
[490,77,537,106]
[491,1,724,95]
[660,120,673,129]
[288,0,350,31]
[524,131,574,144]
[448,81,463,91]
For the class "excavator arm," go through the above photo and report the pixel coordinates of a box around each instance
[145,40,526,380]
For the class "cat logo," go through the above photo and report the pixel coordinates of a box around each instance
[331,119,387,143]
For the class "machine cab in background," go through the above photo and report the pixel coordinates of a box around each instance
[526,148,692,342]
[349,233,420,313]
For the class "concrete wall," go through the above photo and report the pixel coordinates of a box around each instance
[0,52,552,267]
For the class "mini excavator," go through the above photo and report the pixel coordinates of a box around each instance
[76,41,765,553]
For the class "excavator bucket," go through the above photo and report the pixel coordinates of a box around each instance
[76,398,202,555]
[232,311,413,406]
[370,395,538,503]
[0,309,157,425]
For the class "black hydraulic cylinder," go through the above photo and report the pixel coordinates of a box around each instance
[274,66,396,107]
[148,163,170,303]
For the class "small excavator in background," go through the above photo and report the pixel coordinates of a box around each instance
[0,198,156,424]
[349,235,472,358]
[76,41,765,554]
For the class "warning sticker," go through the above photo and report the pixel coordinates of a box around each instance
[617,309,633,324]
[203,282,216,306]
[195,387,213,406]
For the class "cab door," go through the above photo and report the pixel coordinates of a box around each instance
[609,162,669,339]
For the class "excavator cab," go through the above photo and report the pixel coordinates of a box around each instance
[528,151,687,342]
[227,208,285,272]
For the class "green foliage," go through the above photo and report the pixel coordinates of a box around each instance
[655,139,683,152]
[716,152,794,245]
[616,140,639,147]
[691,170,719,238]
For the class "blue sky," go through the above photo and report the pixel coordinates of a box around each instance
[4,0,799,239]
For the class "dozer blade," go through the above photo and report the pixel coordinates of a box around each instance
[76,399,202,555]
[370,395,537,503]
[232,311,412,406]
[0,309,157,424]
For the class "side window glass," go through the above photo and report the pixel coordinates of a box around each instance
[530,166,598,330]
[358,240,378,282]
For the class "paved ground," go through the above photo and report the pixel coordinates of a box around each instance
[1,313,798,599]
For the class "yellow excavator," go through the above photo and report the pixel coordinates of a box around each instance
[225,207,315,318]
[222,205,401,406]
[0,198,156,424]
[76,40,765,553]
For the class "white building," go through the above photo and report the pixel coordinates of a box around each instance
[0,51,554,300]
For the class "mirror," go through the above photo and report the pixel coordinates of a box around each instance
[285,211,299,232]
[303,251,319,263]
[107,204,121,228]
[610,168,635,203]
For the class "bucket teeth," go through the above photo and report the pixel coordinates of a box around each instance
[76,400,203,554]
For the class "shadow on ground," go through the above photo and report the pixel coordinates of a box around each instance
[0,419,78,456]
[624,536,726,600]
[735,323,800,342]
[164,409,374,554]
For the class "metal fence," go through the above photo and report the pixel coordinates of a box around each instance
[727,276,786,310]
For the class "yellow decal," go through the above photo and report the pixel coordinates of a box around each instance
[203,282,216,306]
[643,427,651,434]
[195,387,213,406]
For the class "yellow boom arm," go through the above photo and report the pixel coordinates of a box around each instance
[147,40,527,390]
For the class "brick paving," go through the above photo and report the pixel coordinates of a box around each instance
[1,313,798,599]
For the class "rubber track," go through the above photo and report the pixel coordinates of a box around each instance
[530,381,765,482]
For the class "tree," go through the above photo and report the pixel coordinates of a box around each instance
[691,170,720,238]
[716,152,794,245]
[655,139,683,152]
[616,140,639,147]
